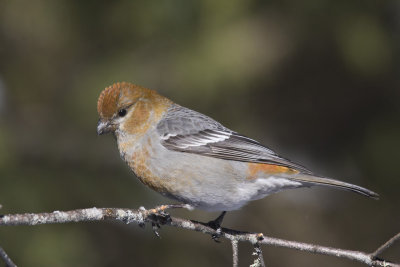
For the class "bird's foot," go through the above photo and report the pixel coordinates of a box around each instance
[146,208,172,238]
[142,203,193,237]
[150,203,194,213]
[151,222,161,238]
[206,211,227,242]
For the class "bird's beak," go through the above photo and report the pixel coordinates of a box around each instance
[97,119,113,135]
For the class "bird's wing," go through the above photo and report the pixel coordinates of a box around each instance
[156,105,312,174]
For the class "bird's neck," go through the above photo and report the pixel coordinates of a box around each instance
[117,93,172,161]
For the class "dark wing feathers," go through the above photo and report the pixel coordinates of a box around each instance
[157,104,312,174]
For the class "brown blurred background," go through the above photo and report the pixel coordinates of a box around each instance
[0,1,399,266]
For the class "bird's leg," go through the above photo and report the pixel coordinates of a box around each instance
[146,204,194,237]
[148,212,169,238]
[207,211,227,229]
[207,211,227,242]
[151,203,194,213]
[151,222,161,238]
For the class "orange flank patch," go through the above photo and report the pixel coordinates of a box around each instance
[247,163,299,180]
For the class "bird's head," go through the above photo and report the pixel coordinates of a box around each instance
[97,82,171,137]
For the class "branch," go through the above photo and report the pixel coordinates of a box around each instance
[251,243,266,267]
[231,240,239,267]
[372,232,400,259]
[0,205,398,266]
[0,245,17,267]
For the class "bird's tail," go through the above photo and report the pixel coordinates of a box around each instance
[290,175,379,199]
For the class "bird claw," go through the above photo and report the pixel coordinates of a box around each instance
[207,211,226,229]
[152,222,161,238]
[211,227,223,243]
[141,204,190,237]
[207,211,227,242]
[147,209,172,238]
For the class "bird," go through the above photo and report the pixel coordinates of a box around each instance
[97,82,378,227]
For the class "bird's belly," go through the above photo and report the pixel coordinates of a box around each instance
[146,151,244,210]
[124,135,302,211]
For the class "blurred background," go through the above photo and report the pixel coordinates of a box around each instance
[0,0,399,266]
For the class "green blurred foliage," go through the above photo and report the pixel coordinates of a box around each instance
[0,0,399,266]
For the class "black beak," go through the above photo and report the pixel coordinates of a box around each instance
[97,119,112,135]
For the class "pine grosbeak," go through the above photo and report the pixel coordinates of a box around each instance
[97,82,378,217]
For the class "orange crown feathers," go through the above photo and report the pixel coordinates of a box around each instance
[97,82,145,119]
[97,83,124,119]
[97,82,172,119]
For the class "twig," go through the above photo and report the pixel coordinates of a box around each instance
[252,243,265,267]
[0,205,398,267]
[250,243,265,267]
[371,232,400,259]
[0,245,17,267]
[232,240,239,267]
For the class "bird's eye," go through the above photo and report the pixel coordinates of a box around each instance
[118,109,127,117]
